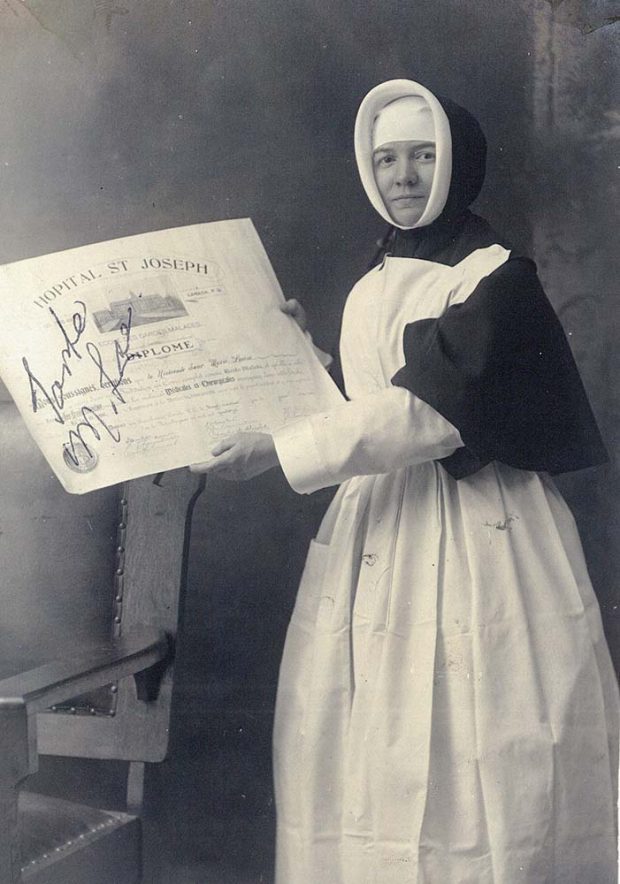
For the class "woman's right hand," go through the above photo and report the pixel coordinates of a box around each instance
[280,299,308,333]
[189,431,279,481]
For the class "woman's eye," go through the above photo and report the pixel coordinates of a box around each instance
[415,151,436,163]
[375,155,395,167]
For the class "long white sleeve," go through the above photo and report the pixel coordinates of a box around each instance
[273,387,463,494]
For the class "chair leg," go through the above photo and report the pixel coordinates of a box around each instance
[126,762,145,817]
[0,702,31,884]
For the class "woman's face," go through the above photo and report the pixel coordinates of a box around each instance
[372,140,436,227]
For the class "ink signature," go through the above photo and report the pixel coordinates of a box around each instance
[21,300,133,467]
[22,300,88,423]
[85,316,133,405]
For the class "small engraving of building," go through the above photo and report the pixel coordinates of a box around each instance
[93,289,188,333]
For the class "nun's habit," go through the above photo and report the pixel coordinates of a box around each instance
[272,80,619,883]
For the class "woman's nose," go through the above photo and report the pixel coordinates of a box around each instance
[395,158,418,185]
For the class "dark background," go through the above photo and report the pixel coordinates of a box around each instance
[0,1,618,881]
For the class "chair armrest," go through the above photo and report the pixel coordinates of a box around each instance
[0,627,169,715]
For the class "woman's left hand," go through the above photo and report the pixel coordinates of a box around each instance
[280,299,308,332]
[189,431,279,481]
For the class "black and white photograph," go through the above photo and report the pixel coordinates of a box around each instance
[0,2,618,882]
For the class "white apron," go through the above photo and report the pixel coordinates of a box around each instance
[272,246,619,884]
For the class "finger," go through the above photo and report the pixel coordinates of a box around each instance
[211,436,239,457]
[281,301,308,332]
[202,453,241,480]
[189,459,216,473]
[190,444,236,472]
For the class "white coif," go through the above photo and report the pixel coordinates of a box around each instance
[355,79,452,229]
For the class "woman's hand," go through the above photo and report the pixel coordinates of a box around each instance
[189,431,279,481]
[280,299,308,332]
[283,298,334,370]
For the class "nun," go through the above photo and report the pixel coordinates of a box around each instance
[194,79,619,883]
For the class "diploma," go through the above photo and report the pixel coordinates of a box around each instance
[0,219,344,493]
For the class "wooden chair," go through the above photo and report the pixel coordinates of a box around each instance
[0,394,204,883]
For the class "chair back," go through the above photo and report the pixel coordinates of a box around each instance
[0,396,202,763]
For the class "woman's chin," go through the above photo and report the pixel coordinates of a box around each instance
[388,206,425,228]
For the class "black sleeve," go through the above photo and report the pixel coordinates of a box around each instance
[391,256,608,479]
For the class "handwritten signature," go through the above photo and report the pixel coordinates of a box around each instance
[22,300,133,467]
